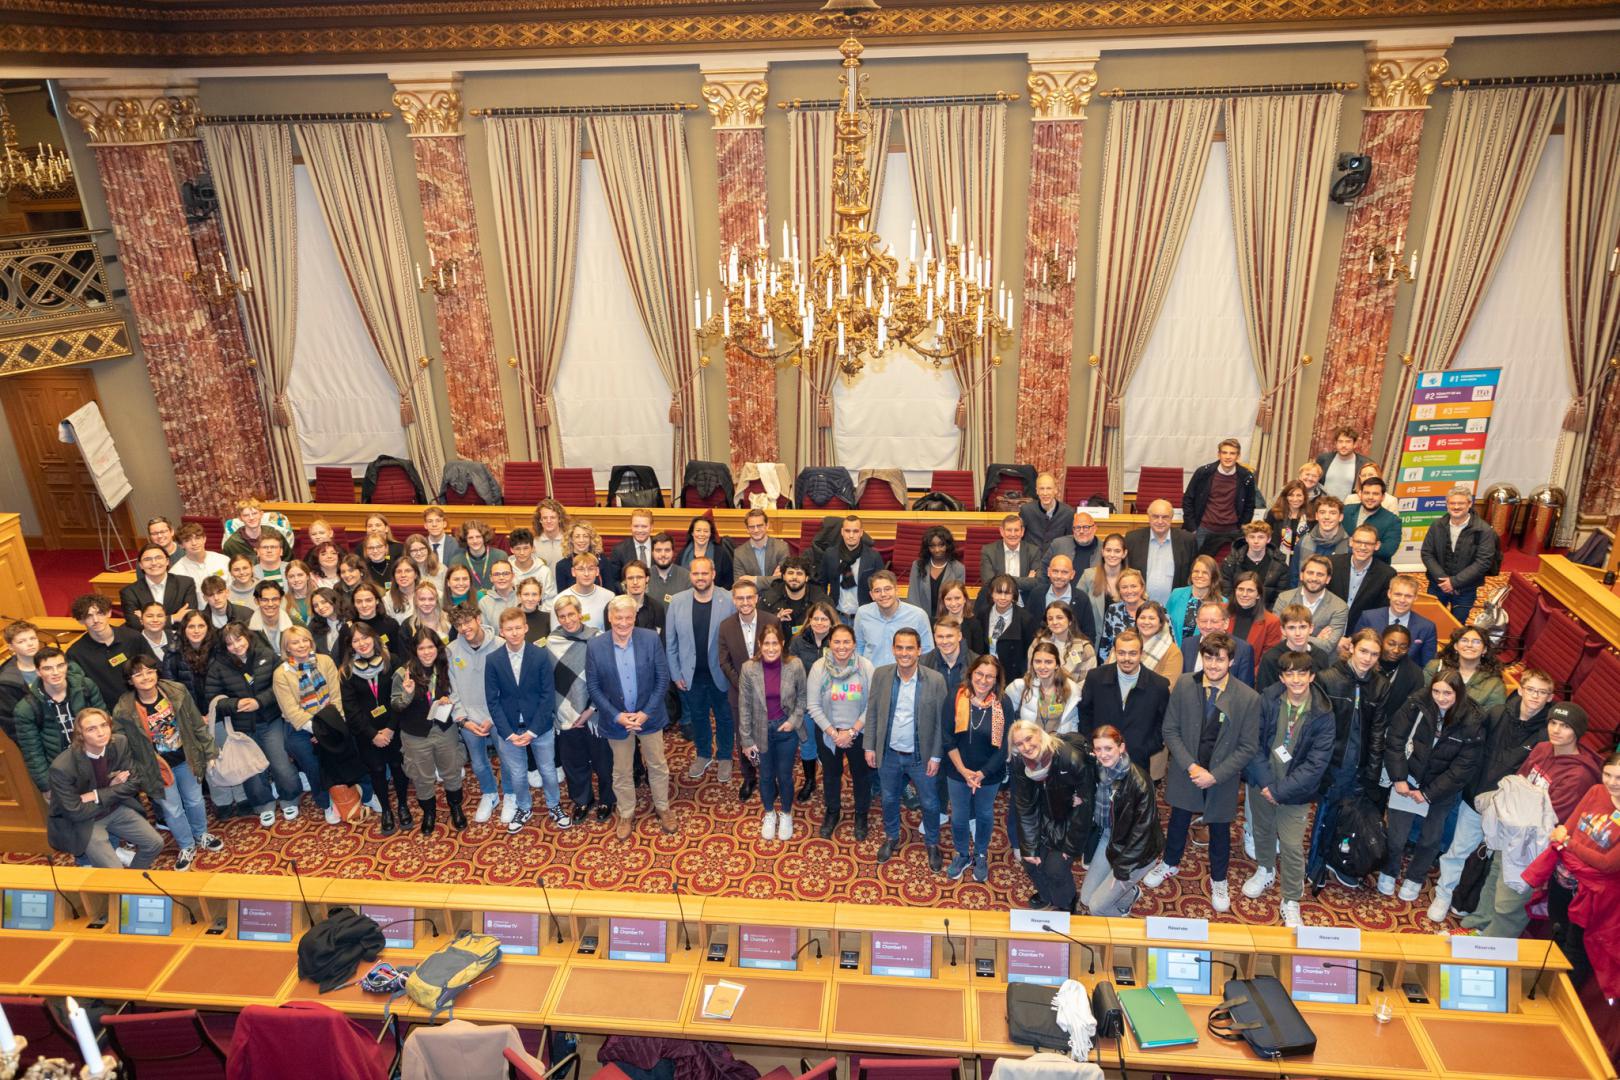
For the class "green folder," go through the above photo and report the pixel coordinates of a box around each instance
[1119,986,1199,1049]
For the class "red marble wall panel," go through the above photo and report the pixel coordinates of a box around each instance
[407,134,508,474]
[1012,118,1087,476]
[1581,371,1620,522]
[713,127,779,474]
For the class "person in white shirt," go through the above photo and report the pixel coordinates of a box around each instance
[1315,426,1371,502]
[479,561,522,628]
[560,554,613,628]
[505,527,557,603]
[135,602,176,667]
[174,523,230,603]
[530,499,570,571]
[446,604,510,823]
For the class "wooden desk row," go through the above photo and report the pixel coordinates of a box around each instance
[0,866,1609,1080]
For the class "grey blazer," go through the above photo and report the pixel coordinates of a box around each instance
[733,538,792,584]
[1162,671,1261,823]
[736,656,808,753]
[1270,587,1350,649]
[864,664,949,769]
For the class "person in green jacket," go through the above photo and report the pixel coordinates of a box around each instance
[110,655,221,871]
[13,647,105,792]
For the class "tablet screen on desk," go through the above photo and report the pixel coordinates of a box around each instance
[1146,947,1210,996]
[485,911,542,956]
[738,925,797,970]
[361,905,417,949]
[608,917,668,962]
[1439,964,1508,1013]
[870,931,932,979]
[236,899,294,942]
[1007,940,1068,986]
[119,894,172,937]
[1290,956,1358,1004]
[3,889,54,931]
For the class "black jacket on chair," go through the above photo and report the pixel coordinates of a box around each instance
[1076,663,1172,767]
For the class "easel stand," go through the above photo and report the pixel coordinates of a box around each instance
[95,503,134,573]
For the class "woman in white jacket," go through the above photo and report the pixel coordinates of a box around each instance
[1003,642,1080,736]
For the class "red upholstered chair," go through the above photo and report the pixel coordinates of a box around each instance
[0,996,82,1065]
[227,1001,397,1080]
[961,525,1001,587]
[549,468,598,508]
[1134,466,1185,511]
[1572,649,1620,756]
[369,464,420,505]
[503,461,549,505]
[312,467,356,503]
[681,484,731,509]
[984,469,1032,510]
[738,478,793,509]
[441,483,487,506]
[1523,609,1603,696]
[798,1060,838,1080]
[796,519,823,556]
[100,1009,228,1080]
[856,479,906,510]
[892,521,928,582]
[802,493,853,512]
[929,469,975,507]
[1498,571,1544,660]
[181,516,225,551]
[1063,465,1109,507]
[855,1058,961,1080]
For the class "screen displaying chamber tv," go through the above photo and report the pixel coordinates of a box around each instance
[1007,940,1069,986]
[1145,947,1211,996]
[1440,963,1509,1013]
[361,905,419,949]
[870,931,932,979]
[119,894,172,937]
[3,889,54,931]
[1290,956,1359,1005]
[738,925,798,970]
[236,900,294,943]
[483,911,543,956]
[608,917,668,962]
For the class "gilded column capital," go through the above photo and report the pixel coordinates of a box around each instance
[392,75,464,137]
[63,81,199,145]
[1027,56,1100,122]
[700,67,769,131]
[1364,42,1451,111]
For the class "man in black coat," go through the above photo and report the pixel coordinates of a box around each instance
[1420,485,1499,623]
[1305,629,1390,889]
[1328,525,1396,630]
[1077,628,1172,772]
[1125,500,1198,605]
[1182,439,1258,558]
[816,516,886,620]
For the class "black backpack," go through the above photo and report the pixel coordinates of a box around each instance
[910,491,964,513]
[1324,794,1387,881]
[298,906,385,993]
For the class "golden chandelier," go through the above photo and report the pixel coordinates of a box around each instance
[0,91,75,200]
[695,0,1011,377]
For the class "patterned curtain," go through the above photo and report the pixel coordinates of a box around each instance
[199,122,308,501]
[484,116,583,472]
[1561,84,1620,525]
[1084,97,1218,506]
[292,121,447,492]
[902,104,1007,484]
[789,107,892,469]
[1376,87,1562,473]
[1224,93,1343,498]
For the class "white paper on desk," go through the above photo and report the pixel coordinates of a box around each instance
[429,700,454,725]
[1386,786,1429,818]
[701,980,746,1019]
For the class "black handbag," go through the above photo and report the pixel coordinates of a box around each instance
[1451,841,1494,915]
[1005,983,1069,1051]
[1207,975,1316,1059]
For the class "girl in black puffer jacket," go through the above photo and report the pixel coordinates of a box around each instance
[1377,667,1485,903]
[1011,721,1096,913]
[1079,724,1162,917]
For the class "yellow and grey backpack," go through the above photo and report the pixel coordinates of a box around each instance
[392,930,503,1021]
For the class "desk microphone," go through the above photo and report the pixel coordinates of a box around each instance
[1042,924,1098,974]
[289,858,316,924]
[1189,954,1242,989]
[1322,961,1386,992]
[670,879,693,951]
[1527,934,1559,1000]
[942,917,958,967]
[538,874,565,944]
[49,859,83,921]
[141,871,199,925]
[379,915,439,940]
[792,935,824,962]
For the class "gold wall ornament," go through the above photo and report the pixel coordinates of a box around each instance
[1365,43,1451,110]
[0,321,133,377]
[392,82,464,136]
[701,69,769,130]
[65,92,199,145]
[1027,58,1099,121]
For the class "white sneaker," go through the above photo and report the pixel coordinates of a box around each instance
[475,793,498,823]
[778,813,793,840]
[1376,873,1397,897]
[282,804,299,821]
[364,794,382,813]
[1211,879,1231,913]
[1397,878,1423,903]
[323,804,340,825]
[1142,859,1177,889]
[1242,866,1276,899]
[114,845,136,867]
[528,769,543,789]
[1243,829,1256,861]
[761,811,778,841]
[499,793,517,824]
[1281,900,1302,928]
[1426,891,1452,924]
[299,772,312,793]
[259,810,276,827]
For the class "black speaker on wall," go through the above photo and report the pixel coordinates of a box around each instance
[1330,153,1372,204]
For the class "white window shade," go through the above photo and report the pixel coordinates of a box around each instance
[1452,134,1570,494]
[832,150,961,487]
[287,165,411,474]
[1123,143,1260,493]
[554,158,676,489]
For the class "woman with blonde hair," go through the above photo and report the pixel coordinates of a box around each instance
[272,625,373,825]
[1077,533,1128,635]
[531,498,571,570]
[408,581,454,641]
[1009,718,1095,913]
[555,520,614,591]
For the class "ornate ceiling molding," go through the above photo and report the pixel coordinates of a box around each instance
[1365,42,1454,109]
[392,75,464,136]
[701,67,768,130]
[1028,56,1100,121]
[63,84,200,144]
[3,0,1616,65]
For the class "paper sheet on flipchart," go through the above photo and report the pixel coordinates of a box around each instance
[59,400,132,511]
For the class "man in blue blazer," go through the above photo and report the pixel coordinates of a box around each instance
[588,595,676,840]
[664,557,737,783]
[1350,573,1438,668]
[485,609,567,833]
[1181,599,1256,688]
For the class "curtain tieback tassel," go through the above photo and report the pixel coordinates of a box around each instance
[399,391,416,427]
[669,395,684,427]
[271,393,293,428]
[954,396,968,430]
[816,394,833,429]
[1102,395,1122,429]
[1255,393,1276,433]
[1563,395,1588,433]
[535,393,554,430]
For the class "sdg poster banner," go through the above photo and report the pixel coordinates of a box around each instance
[1392,368,1500,567]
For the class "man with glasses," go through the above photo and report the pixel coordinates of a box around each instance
[1036,511,1101,581]
[1420,485,1499,623]
[1352,574,1438,668]
[1328,525,1394,629]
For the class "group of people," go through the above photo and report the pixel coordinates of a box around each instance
[2,437,1614,996]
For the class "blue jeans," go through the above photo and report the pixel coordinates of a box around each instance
[498,729,559,811]
[249,719,302,810]
[878,747,940,845]
[459,722,505,795]
[283,725,327,810]
[682,672,732,761]
[947,775,997,859]
[759,729,799,814]
[1429,575,1477,623]
[155,759,210,849]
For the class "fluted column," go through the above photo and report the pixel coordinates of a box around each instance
[1309,42,1450,457]
[1012,55,1097,476]
[702,66,778,474]
[65,82,274,516]
[392,75,507,474]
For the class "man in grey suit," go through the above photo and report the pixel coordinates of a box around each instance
[1271,554,1349,650]
[979,514,1042,594]
[865,628,948,871]
[1142,632,1260,914]
[732,508,791,583]
[664,558,737,781]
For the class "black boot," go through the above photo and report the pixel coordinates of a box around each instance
[418,798,437,835]
[796,759,818,802]
[446,788,468,831]
[379,798,397,836]
[395,793,413,829]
